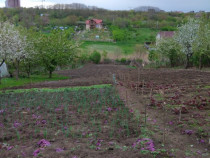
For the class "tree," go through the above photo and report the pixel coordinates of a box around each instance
[175,18,199,68]
[156,38,181,67]
[112,28,126,41]
[35,30,77,78]
[20,28,38,77]
[0,21,27,80]
[193,17,210,69]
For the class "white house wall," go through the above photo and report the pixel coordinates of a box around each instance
[0,62,9,77]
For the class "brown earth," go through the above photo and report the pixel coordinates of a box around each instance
[1,64,210,157]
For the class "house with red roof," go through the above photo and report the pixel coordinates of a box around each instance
[156,31,175,39]
[86,19,103,30]
[156,31,175,44]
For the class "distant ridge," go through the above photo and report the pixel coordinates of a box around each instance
[133,6,161,12]
[47,3,105,10]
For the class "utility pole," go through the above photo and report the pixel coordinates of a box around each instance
[42,0,45,8]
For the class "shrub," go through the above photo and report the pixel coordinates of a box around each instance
[103,58,112,64]
[102,51,108,59]
[79,53,90,64]
[115,59,120,63]
[136,58,143,64]
[89,51,101,64]
[120,58,127,64]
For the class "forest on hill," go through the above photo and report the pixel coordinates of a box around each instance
[1,7,209,30]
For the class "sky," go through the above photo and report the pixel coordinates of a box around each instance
[0,0,210,12]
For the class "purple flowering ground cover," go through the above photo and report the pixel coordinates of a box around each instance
[0,87,168,157]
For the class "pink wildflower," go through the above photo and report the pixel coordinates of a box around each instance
[168,121,174,125]
[107,107,112,112]
[13,121,21,128]
[200,139,205,143]
[33,148,42,156]
[41,120,47,124]
[37,139,51,148]
[32,114,41,119]
[129,109,134,113]
[7,146,13,150]
[96,147,100,150]
[0,123,3,128]
[56,148,64,153]
[184,130,193,135]
[55,108,62,112]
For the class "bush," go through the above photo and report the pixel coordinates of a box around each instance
[120,58,127,64]
[149,50,159,62]
[79,53,90,64]
[161,26,176,31]
[103,58,112,64]
[136,58,143,64]
[89,51,101,64]
[102,51,108,59]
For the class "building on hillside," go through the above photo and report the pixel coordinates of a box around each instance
[0,61,9,78]
[156,31,175,44]
[86,19,103,30]
[5,0,20,8]
[195,11,205,19]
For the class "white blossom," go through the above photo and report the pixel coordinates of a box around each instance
[0,21,27,62]
[174,19,200,58]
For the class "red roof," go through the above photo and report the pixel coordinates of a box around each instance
[158,31,175,38]
[86,19,103,25]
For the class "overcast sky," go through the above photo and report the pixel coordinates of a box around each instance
[0,0,210,12]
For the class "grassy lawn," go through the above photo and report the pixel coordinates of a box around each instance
[81,41,136,55]
[80,28,157,55]
[0,74,69,89]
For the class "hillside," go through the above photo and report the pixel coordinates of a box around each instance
[134,6,161,12]
[48,3,104,10]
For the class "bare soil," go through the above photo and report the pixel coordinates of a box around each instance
[1,64,210,157]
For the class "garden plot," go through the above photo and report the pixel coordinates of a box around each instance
[116,68,210,157]
[0,86,169,157]
[1,64,209,157]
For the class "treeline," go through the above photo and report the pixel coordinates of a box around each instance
[150,17,210,69]
[1,7,209,30]
[0,21,78,81]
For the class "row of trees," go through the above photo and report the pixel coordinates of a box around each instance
[0,21,78,83]
[152,17,210,69]
[1,7,208,30]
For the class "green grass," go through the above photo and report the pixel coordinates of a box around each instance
[204,85,210,89]
[81,41,135,55]
[80,28,157,55]
[127,65,137,69]
[132,28,157,43]
[0,74,69,90]
[0,84,112,94]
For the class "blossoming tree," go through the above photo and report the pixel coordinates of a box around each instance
[0,21,28,80]
[175,19,199,68]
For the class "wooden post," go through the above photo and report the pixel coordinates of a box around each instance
[142,80,144,95]
[163,102,166,145]
[137,68,140,93]
[179,106,182,122]
[126,90,128,106]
